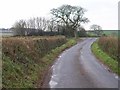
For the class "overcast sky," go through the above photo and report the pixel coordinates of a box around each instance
[0,0,119,30]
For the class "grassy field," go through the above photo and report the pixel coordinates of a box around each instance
[87,30,119,37]
[103,30,119,37]
[2,36,77,88]
[91,37,119,75]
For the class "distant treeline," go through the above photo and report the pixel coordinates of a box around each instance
[11,27,88,37]
[10,16,119,37]
[11,15,89,37]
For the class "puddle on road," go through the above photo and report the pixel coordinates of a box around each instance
[49,80,58,88]
[49,54,63,88]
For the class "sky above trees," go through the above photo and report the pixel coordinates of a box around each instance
[0,0,119,30]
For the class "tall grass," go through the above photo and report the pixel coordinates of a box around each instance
[98,36,119,61]
[92,41,119,75]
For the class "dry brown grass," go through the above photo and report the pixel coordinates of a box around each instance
[2,36,66,63]
[98,36,119,61]
[2,36,67,87]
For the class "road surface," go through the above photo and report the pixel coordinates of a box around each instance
[43,38,118,88]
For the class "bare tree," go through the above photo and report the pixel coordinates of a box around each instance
[13,20,26,28]
[90,24,103,36]
[41,17,47,31]
[50,4,89,37]
[13,20,27,35]
[47,18,58,32]
[27,18,36,29]
[34,17,48,31]
[13,16,62,36]
[36,17,42,30]
[90,24,102,30]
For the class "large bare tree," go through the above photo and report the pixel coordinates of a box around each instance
[50,4,89,37]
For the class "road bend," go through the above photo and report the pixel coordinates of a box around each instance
[42,38,118,88]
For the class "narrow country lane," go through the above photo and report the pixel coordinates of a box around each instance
[43,38,118,88]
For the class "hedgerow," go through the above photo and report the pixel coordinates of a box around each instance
[98,36,119,61]
[2,36,67,88]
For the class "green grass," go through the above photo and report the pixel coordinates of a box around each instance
[103,30,120,37]
[42,38,77,66]
[87,30,120,37]
[87,31,97,37]
[2,54,41,88]
[2,38,77,88]
[91,41,119,75]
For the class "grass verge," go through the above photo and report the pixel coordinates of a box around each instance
[38,38,77,87]
[91,41,119,76]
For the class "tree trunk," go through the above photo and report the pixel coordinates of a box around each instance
[74,30,77,38]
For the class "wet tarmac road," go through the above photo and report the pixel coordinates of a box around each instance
[43,38,118,88]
